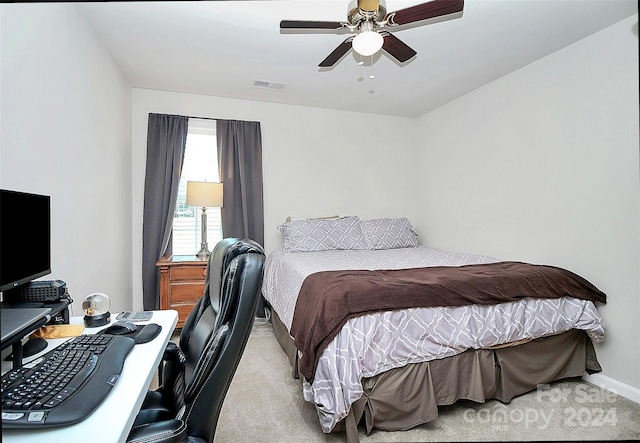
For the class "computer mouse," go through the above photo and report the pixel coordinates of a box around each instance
[104,320,137,335]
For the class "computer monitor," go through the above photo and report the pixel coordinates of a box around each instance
[0,189,51,293]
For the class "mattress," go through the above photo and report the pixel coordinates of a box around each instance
[261,246,606,432]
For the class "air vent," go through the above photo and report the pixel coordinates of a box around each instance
[253,80,288,90]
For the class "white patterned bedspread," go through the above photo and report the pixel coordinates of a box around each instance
[261,247,606,433]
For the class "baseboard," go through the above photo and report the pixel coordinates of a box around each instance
[582,373,640,404]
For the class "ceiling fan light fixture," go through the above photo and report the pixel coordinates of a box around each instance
[282,0,465,67]
[352,31,383,56]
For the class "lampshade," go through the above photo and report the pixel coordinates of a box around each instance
[352,30,383,56]
[186,181,223,208]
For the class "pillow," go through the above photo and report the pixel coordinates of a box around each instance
[278,216,368,252]
[361,217,419,250]
[285,215,340,222]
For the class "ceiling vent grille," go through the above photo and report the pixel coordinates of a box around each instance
[253,80,288,90]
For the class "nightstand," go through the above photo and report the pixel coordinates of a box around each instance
[156,255,208,328]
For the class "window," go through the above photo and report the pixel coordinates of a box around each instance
[172,119,222,255]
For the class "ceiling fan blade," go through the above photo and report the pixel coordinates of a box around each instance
[381,32,417,63]
[386,0,464,26]
[280,20,345,30]
[319,38,353,67]
[357,0,380,12]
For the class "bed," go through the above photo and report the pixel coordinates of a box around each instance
[261,216,606,442]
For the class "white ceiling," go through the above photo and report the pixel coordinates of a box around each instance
[77,0,637,118]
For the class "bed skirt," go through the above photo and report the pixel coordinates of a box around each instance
[270,308,602,441]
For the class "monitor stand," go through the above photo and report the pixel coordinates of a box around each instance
[22,337,48,357]
[3,338,48,362]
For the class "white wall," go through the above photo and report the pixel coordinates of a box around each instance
[0,4,132,314]
[131,89,417,309]
[414,16,639,389]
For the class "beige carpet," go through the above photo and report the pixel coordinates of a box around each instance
[214,322,640,442]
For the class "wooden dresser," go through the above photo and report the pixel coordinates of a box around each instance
[156,255,208,328]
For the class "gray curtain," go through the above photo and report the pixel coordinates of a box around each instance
[142,114,189,310]
[217,119,264,246]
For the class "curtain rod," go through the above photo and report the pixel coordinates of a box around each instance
[149,113,260,124]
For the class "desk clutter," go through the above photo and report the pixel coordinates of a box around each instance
[2,280,69,304]
[1,280,72,331]
[1,297,72,363]
[1,334,135,428]
[99,322,162,344]
[82,292,111,327]
[30,325,84,340]
[2,310,178,441]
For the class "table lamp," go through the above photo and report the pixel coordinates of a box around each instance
[186,181,223,258]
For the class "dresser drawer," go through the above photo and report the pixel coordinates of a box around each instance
[170,265,207,281]
[170,281,206,304]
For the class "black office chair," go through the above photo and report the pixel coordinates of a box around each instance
[163,238,260,386]
[127,239,265,443]
[151,238,244,395]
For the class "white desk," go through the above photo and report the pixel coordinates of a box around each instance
[2,310,178,443]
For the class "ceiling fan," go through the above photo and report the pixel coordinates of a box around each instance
[280,0,464,67]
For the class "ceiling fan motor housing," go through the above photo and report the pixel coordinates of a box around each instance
[348,0,386,25]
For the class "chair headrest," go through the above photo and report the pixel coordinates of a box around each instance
[208,238,264,272]
[215,250,265,329]
[207,238,264,307]
[229,239,265,258]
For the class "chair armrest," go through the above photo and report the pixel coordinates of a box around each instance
[159,341,185,389]
[133,391,172,427]
[127,419,188,443]
[162,341,183,361]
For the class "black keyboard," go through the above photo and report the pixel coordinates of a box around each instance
[1,334,135,428]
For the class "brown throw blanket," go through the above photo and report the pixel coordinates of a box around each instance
[290,261,606,381]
